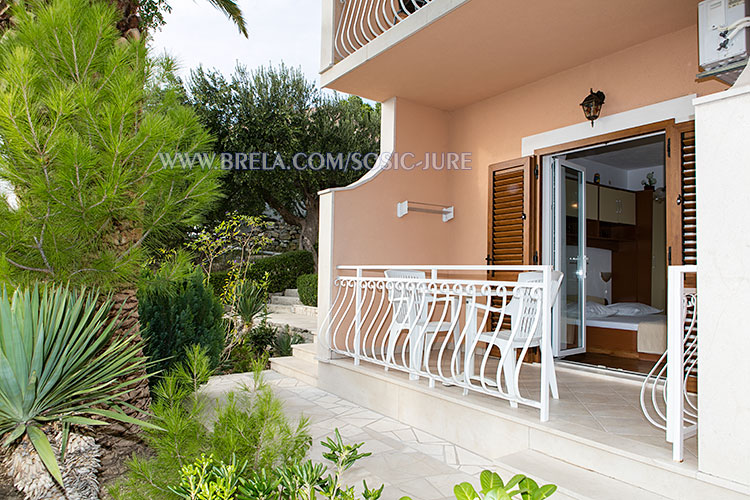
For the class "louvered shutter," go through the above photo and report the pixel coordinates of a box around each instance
[667,122,697,391]
[487,158,536,333]
[487,157,534,272]
[666,122,697,266]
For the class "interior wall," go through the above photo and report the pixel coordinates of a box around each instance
[585,247,613,303]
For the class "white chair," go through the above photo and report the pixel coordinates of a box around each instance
[472,271,563,407]
[384,269,456,380]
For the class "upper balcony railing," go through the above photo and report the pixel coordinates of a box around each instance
[333,0,433,61]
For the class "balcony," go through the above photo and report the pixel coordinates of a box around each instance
[320,0,700,110]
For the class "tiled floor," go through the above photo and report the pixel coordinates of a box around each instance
[200,371,576,500]
[408,352,697,460]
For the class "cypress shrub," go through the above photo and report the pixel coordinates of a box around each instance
[139,270,226,376]
[296,273,318,306]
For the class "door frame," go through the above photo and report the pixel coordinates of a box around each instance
[535,119,679,359]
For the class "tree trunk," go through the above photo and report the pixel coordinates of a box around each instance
[95,288,151,474]
[300,196,320,271]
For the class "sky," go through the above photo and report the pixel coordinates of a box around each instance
[149,0,322,86]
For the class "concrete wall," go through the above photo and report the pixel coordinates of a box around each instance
[694,79,750,489]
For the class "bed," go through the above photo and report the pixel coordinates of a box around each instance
[567,300,666,359]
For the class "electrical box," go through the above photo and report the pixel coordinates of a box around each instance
[699,0,750,70]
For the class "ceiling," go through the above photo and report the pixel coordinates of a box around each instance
[323,0,699,110]
[566,135,666,170]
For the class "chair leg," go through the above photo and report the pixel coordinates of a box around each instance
[544,346,559,399]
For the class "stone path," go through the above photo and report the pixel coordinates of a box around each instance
[201,371,574,500]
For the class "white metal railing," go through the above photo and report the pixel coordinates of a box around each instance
[334,0,432,60]
[640,265,698,462]
[320,265,556,421]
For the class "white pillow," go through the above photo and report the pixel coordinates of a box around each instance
[566,301,615,318]
[607,302,662,316]
[586,302,616,319]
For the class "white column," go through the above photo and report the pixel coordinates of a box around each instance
[320,0,336,72]
[693,71,750,488]
[317,190,335,361]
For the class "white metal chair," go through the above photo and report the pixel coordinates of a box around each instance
[384,269,456,379]
[473,271,563,407]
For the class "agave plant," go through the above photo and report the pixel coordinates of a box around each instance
[0,284,160,496]
[237,280,269,326]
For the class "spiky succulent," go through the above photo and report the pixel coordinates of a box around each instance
[0,284,160,486]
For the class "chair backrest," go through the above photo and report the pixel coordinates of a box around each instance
[385,269,428,324]
[510,271,564,340]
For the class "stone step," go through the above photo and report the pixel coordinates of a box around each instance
[268,303,318,318]
[270,295,302,306]
[494,450,664,500]
[270,356,318,386]
[284,288,299,298]
[292,343,317,363]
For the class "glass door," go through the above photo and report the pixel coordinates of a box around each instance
[553,158,587,357]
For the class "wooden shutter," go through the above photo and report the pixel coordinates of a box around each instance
[666,121,696,266]
[487,157,538,350]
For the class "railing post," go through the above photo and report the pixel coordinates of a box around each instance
[354,268,362,365]
[666,266,684,461]
[540,266,550,422]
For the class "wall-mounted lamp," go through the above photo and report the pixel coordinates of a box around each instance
[600,272,612,283]
[580,89,606,126]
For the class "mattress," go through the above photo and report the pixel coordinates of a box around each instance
[586,314,665,331]
[585,314,667,355]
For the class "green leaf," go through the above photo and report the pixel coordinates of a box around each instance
[531,485,557,500]
[27,426,63,486]
[454,482,479,500]
[480,470,504,493]
[2,425,26,447]
[484,487,512,500]
[504,474,525,490]
[61,416,107,426]
[87,408,165,431]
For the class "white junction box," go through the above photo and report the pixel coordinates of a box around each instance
[699,0,750,69]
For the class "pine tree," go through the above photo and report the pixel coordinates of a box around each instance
[0,0,221,453]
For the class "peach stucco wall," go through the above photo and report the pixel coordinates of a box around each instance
[446,25,726,265]
[326,25,726,274]
[329,98,455,269]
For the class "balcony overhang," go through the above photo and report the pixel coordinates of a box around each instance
[321,0,699,111]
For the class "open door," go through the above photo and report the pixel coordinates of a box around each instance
[487,157,538,273]
[666,121,696,267]
[553,159,587,357]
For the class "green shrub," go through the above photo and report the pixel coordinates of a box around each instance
[401,470,557,500]
[247,250,314,293]
[170,429,382,500]
[246,322,278,358]
[109,347,310,500]
[209,270,230,298]
[139,269,227,376]
[297,273,318,306]
[273,327,305,357]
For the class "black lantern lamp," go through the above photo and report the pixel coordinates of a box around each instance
[580,89,605,126]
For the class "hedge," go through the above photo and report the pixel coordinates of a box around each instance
[296,273,318,307]
[246,250,315,293]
